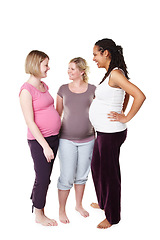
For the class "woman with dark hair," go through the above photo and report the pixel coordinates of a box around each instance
[89,38,146,229]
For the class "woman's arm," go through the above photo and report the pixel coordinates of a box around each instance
[108,70,146,123]
[56,94,63,117]
[19,89,54,162]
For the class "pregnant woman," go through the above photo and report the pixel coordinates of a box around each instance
[19,50,61,226]
[89,38,146,229]
[56,57,96,224]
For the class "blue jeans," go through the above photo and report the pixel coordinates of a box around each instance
[57,138,95,190]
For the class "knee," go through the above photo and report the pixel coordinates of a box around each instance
[75,165,91,185]
[57,176,74,190]
[35,175,51,188]
[75,173,89,185]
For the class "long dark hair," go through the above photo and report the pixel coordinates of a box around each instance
[95,38,129,84]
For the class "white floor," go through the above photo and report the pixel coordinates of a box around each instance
[1,0,159,238]
[2,134,159,240]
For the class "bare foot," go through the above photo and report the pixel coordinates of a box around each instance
[90,203,100,209]
[59,209,70,224]
[97,218,111,229]
[35,209,58,226]
[75,206,89,217]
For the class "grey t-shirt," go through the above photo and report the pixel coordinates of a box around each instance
[57,83,96,141]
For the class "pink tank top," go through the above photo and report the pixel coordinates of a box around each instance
[19,82,61,140]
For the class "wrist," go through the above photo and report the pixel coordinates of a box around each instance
[125,115,131,123]
[42,141,50,150]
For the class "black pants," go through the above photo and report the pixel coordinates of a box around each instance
[28,135,59,210]
[91,129,127,225]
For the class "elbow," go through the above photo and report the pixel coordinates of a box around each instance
[56,107,63,117]
[56,110,62,117]
[137,91,146,104]
[25,119,35,129]
[142,93,146,103]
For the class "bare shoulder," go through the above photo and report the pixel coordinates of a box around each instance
[19,89,32,100]
[110,69,145,99]
[109,69,128,88]
[110,69,127,81]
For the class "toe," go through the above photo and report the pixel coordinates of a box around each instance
[51,219,58,226]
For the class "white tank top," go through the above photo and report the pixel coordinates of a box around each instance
[89,68,127,133]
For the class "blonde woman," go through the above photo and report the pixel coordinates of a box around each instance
[19,50,61,226]
[56,57,96,224]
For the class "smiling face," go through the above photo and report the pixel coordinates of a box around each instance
[68,62,83,81]
[40,58,50,78]
[93,45,110,69]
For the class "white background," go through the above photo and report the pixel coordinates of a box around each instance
[1,0,159,239]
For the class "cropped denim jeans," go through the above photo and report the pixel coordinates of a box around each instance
[57,138,95,190]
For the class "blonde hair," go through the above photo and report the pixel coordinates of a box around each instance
[25,50,49,77]
[69,57,89,83]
